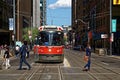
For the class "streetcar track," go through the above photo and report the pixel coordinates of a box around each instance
[27,50,120,80]
[66,50,98,80]
[37,64,47,80]
[58,66,63,80]
[1,49,119,80]
[66,49,120,80]
[26,64,42,80]
[93,60,120,74]
[17,63,41,80]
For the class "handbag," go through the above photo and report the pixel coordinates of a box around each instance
[84,56,89,62]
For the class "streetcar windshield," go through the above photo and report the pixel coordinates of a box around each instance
[35,31,63,46]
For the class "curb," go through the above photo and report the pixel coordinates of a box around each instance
[109,55,120,59]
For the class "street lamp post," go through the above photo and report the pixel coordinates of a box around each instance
[110,0,112,55]
[75,19,90,44]
[13,0,16,47]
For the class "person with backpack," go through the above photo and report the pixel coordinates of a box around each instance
[17,41,31,70]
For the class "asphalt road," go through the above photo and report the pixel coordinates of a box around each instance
[0,49,120,80]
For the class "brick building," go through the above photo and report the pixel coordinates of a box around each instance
[72,0,120,55]
[16,0,33,41]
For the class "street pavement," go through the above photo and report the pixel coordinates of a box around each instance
[0,49,120,80]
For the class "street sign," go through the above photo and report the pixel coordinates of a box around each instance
[101,34,108,38]
[110,33,114,42]
[112,19,117,32]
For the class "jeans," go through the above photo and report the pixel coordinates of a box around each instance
[84,59,91,70]
[5,58,11,69]
[19,56,31,69]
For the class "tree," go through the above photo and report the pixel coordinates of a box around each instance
[22,27,39,43]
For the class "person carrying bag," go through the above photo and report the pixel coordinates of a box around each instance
[83,43,91,71]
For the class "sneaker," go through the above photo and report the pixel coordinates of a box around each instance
[5,67,8,69]
[28,67,31,70]
[17,68,22,70]
[82,69,88,71]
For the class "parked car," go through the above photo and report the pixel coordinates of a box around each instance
[73,45,85,51]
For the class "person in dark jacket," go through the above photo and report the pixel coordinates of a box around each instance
[83,43,91,71]
[17,41,31,70]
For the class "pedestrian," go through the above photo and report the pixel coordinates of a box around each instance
[15,45,20,57]
[26,44,30,58]
[3,47,11,69]
[0,45,5,66]
[17,41,31,70]
[83,43,91,71]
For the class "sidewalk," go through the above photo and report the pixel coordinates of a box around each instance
[92,51,120,60]
[108,55,120,59]
[0,53,15,70]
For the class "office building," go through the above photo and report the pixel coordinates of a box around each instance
[0,0,12,45]
[72,0,120,55]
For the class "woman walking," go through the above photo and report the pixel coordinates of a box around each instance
[4,47,11,69]
[83,43,91,71]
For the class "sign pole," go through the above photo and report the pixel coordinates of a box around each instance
[13,0,16,50]
[110,0,112,55]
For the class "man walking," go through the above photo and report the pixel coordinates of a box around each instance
[17,41,31,70]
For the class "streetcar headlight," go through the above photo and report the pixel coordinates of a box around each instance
[48,49,51,52]
[57,50,60,52]
[57,49,61,52]
[40,49,43,52]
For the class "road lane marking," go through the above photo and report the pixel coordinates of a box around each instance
[63,58,71,67]
[101,62,109,65]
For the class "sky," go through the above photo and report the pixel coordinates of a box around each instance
[47,0,71,26]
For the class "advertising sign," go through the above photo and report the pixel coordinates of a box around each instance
[101,34,108,38]
[112,19,117,32]
[9,18,13,30]
[113,0,120,5]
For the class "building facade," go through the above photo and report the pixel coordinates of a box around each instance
[16,0,33,41]
[33,0,40,28]
[72,0,120,55]
[40,0,46,26]
[0,0,13,45]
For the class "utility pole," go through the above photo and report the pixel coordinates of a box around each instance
[17,0,20,41]
[75,0,76,20]
[110,0,112,55]
[13,0,16,45]
[75,19,89,44]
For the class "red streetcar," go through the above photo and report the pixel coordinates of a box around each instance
[34,25,64,62]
